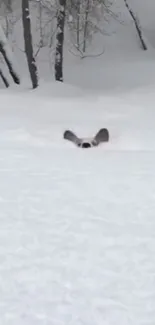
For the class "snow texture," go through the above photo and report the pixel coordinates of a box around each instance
[0,74,155,325]
[0,0,155,324]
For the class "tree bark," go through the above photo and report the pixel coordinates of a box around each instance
[124,0,147,50]
[0,23,20,84]
[76,0,80,50]
[0,69,9,88]
[22,0,38,88]
[83,0,90,53]
[55,0,66,82]
[0,42,20,84]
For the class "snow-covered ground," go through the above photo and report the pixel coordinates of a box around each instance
[1,61,155,324]
[1,0,155,324]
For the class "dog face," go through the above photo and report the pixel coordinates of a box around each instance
[64,128,109,148]
[77,138,98,148]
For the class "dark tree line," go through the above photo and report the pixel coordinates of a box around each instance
[0,0,148,89]
[21,0,66,86]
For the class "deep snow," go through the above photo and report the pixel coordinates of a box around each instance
[1,0,155,324]
[0,72,155,325]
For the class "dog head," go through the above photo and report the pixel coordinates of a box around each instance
[77,138,98,148]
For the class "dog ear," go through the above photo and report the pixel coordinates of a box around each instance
[64,130,81,146]
[94,128,109,144]
[64,130,74,140]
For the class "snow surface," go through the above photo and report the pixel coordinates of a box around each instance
[1,0,155,324]
[1,68,155,325]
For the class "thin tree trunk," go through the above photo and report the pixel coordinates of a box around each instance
[39,0,43,46]
[55,0,66,82]
[124,0,147,50]
[83,0,90,53]
[22,0,38,88]
[0,69,9,87]
[0,24,20,84]
[76,0,80,50]
[0,43,20,84]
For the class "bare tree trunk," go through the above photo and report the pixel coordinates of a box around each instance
[39,0,43,47]
[124,0,147,50]
[55,0,66,82]
[0,69,9,88]
[83,0,90,53]
[0,43,20,84]
[22,0,38,88]
[76,0,80,50]
[0,23,20,84]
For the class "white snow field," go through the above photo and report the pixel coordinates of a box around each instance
[1,0,155,323]
[1,63,155,325]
